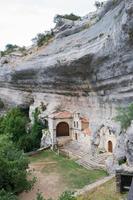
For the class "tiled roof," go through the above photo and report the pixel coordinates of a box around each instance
[50,111,72,119]
[83,128,91,136]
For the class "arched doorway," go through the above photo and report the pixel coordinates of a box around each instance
[56,122,69,137]
[108,141,113,153]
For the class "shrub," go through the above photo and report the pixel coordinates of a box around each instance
[58,191,76,200]
[0,44,27,57]
[0,99,4,109]
[118,157,127,165]
[54,13,81,23]
[5,44,18,53]
[32,32,53,47]
[114,103,133,130]
[0,190,18,200]
[35,192,46,200]
[35,191,76,200]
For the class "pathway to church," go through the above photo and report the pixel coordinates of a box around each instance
[60,140,112,170]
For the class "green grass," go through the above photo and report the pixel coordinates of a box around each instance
[30,150,107,190]
[78,178,127,200]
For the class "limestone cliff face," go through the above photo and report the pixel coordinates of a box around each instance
[0,0,133,131]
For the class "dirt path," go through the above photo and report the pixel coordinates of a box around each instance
[19,162,67,200]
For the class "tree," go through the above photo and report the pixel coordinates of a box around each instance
[0,107,43,152]
[0,108,28,143]
[114,103,133,131]
[32,32,53,47]
[0,135,35,194]
[5,44,19,54]
[54,13,81,24]
[0,190,18,200]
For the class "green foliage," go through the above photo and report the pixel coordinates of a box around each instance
[5,44,19,53]
[35,192,45,200]
[0,99,4,109]
[36,193,45,200]
[0,136,35,194]
[0,108,28,142]
[0,44,27,57]
[118,157,127,165]
[114,103,133,130]
[59,191,76,200]
[30,150,106,190]
[35,191,76,200]
[21,108,43,152]
[0,44,19,56]
[0,190,18,200]
[32,32,53,47]
[0,107,43,152]
[54,13,81,22]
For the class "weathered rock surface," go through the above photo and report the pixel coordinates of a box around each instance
[0,0,133,132]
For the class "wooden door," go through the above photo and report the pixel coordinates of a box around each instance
[108,141,113,153]
[56,122,69,137]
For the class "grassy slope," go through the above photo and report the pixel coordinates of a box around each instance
[78,178,127,200]
[30,150,107,190]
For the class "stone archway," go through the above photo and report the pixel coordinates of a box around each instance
[108,140,113,153]
[56,122,69,137]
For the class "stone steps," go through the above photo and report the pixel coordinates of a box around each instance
[61,141,111,170]
[76,157,106,170]
[77,153,110,170]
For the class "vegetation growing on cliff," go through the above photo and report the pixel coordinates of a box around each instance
[32,31,54,47]
[114,103,133,131]
[0,44,26,57]
[54,13,81,22]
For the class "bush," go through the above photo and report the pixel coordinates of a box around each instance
[114,103,133,130]
[0,190,18,200]
[0,44,27,57]
[54,13,81,23]
[36,193,45,200]
[118,157,127,165]
[0,136,35,194]
[0,99,4,109]
[32,32,53,47]
[58,191,76,200]
[35,191,76,200]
